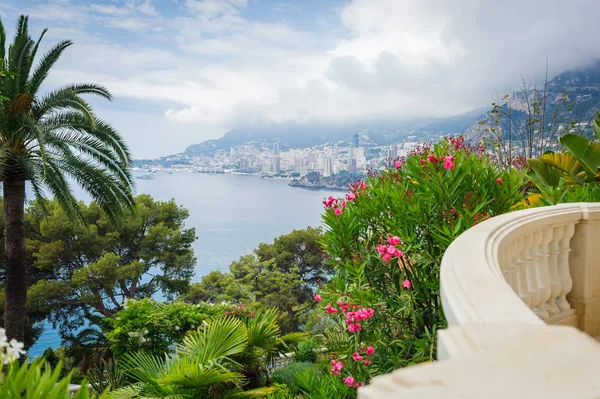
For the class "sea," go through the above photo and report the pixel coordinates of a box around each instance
[28,171,341,357]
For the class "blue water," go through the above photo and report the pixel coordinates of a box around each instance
[28,171,341,357]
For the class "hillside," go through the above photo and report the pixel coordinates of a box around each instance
[465,62,600,142]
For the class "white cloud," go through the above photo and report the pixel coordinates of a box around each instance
[12,0,600,157]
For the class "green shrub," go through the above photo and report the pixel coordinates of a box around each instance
[294,339,320,363]
[105,298,234,357]
[266,383,296,399]
[317,136,528,383]
[271,362,321,394]
[296,366,355,399]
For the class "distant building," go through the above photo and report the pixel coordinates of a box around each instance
[353,133,360,148]
[348,158,357,173]
[240,157,250,171]
[274,157,281,172]
[388,144,398,159]
[273,143,280,155]
[324,157,333,177]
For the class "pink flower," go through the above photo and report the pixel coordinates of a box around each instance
[443,155,455,170]
[495,177,502,184]
[330,361,344,375]
[387,236,401,245]
[355,381,365,388]
[419,159,426,165]
[382,253,392,262]
[394,160,403,169]
[323,196,336,208]
[343,376,356,387]
[352,352,363,361]
[427,154,438,163]
[394,249,403,258]
[334,208,343,216]
[386,245,396,255]
[348,323,362,333]
[402,279,412,289]
[366,346,375,355]
[340,200,346,209]
[325,303,338,313]
[363,360,372,365]
[377,244,387,255]
[314,294,322,302]
[346,192,356,201]
[359,181,367,190]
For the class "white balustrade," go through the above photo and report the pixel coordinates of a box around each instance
[362,203,600,399]
[557,223,575,312]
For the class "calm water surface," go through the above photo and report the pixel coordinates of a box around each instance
[29,172,341,357]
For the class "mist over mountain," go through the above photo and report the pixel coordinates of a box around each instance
[162,62,600,159]
[180,109,485,157]
[465,61,600,142]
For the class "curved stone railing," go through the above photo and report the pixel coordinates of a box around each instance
[439,202,600,358]
[361,203,600,398]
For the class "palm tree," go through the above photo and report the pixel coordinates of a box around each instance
[0,16,134,344]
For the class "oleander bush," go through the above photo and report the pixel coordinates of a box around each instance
[315,136,529,387]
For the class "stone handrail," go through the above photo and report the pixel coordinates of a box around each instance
[361,203,600,398]
[440,202,600,329]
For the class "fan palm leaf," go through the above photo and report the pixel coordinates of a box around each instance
[177,317,248,364]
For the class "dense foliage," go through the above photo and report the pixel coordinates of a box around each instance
[105,299,232,357]
[528,113,600,205]
[111,309,305,398]
[315,137,528,386]
[182,228,331,332]
[0,194,196,348]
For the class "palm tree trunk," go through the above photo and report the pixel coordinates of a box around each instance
[3,180,26,345]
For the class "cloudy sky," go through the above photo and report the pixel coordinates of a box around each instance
[2,0,599,157]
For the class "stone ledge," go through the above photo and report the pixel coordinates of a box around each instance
[361,324,600,399]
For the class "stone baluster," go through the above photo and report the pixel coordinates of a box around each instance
[502,241,518,291]
[535,229,553,320]
[527,232,549,320]
[556,223,576,312]
[545,225,563,316]
[515,238,532,308]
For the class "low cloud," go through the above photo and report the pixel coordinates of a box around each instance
[7,0,600,157]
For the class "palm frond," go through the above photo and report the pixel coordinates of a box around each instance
[7,18,33,96]
[0,16,6,63]
[178,317,248,364]
[159,358,245,389]
[28,27,48,72]
[26,39,72,96]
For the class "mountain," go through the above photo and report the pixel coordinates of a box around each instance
[465,61,600,142]
[181,110,486,157]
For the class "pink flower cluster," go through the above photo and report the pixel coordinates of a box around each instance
[420,153,455,170]
[377,236,403,262]
[443,155,455,170]
[402,279,412,289]
[345,307,375,333]
[343,375,364,388]
[330,359,344,375]
[329,360,367,388]
[323,196,347,216]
